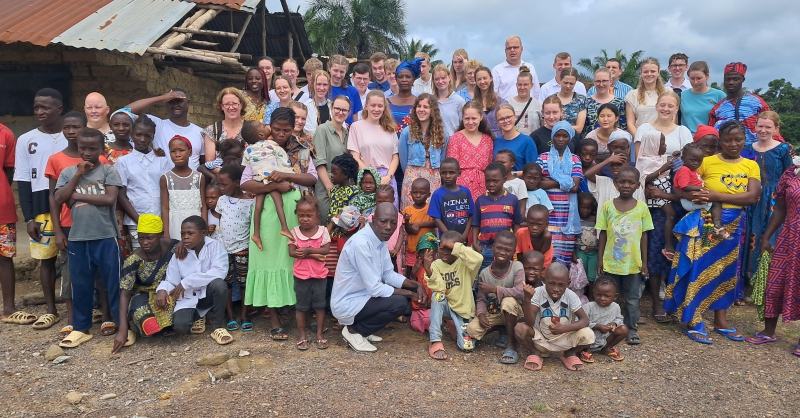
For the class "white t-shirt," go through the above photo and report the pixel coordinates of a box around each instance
[503,178,527,200]
[634,123,693,156]
[412,77,433,95]
[148,115,205,170]
[538,78,587,101]
[506,96,542,136]
[625,90,659,128]
[14,129,67,192]
[588,176,646,213]
[215,195,255,253]
[492,60,540,101]
[531,286,583,334]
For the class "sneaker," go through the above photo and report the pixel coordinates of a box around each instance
[342,327,376,352]
[365,334,383,342]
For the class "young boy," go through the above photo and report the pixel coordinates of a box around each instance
[411,52,433,95]
[581,276,627,363]
[521,250,545,287]
[466,231,525,364]
[409,232,437,333]
[584,152,645,211]
[495,150,528,215]
[515,263,594,372]
[596,166,653,346]
[472,162,523,271]
[53,128,123,348]
[428,158,473,242]
[674,143,727,239]
[402,178,436,278]
[515,205,554,268]
[577,140,598,193]
[425,231,483,359]
[14,88,67,331]
[521,163,553,211]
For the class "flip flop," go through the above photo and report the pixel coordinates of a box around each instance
[0,311,38,325]
[605,347,624,361]
[793,344,800,357]
[59,331,93,348]
[683,329,713,344]
[744,332,777,345]
[653,313,672,323]
[579,351,595,363]
[100,322,117,336]
[429,341,448,360]
[241,321,253,332]
[270,327,288,341]
[523,355,543,371]
[713,328,744,341]
[560,355,585,371]
[316,339,328,350]
[297,338,310,351]
[495,334,508,348]
[32,313,60,330]
[499,349,519,364]
[226,320,240,332]
[661,249,675,261]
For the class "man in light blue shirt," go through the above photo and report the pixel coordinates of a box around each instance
[331,202,428,352]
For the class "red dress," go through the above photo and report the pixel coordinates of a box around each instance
[446,131,493,201]
[764,167,800,321]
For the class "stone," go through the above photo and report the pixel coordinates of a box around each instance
[236,359,251,372]
[196,353,229,367]
[52,356,71,365]
[238,350,250,357]
[213,366,233,380]
[99,393,117,400]
[64,391,87,405]
[44,345,64,362]
[225,358,241,375]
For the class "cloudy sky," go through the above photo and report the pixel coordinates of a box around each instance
[294,0,799,90]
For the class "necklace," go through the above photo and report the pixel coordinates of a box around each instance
[38,127,60,143]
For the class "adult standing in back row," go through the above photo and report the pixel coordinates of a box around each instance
[492,36,540,101]
[587,58,633,100]
[538,52,586,101]
[329,55,363,125]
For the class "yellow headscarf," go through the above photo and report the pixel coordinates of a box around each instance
[137,214,163,234]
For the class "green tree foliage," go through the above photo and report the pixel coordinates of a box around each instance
[304,0,408,57]
[756,79,800,144]
[402,38,442,67]
[577,49,668,85]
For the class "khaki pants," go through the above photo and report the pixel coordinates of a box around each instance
[466,297,524,340]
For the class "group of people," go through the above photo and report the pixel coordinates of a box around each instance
[1,35,799,371]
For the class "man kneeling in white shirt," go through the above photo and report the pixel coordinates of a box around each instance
[157,215,233,345]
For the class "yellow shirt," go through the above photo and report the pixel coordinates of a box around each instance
[697,155,761,208]
[425,243,483,319]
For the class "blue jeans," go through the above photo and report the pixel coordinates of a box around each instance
[605,272,643,332]
[429,294,472,351]
[479,245,493,272]
[68,238,121,332]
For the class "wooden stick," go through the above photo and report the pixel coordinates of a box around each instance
[279,0,306,63]
[186,39,219,47]
[261,3,266,57]
[287,31,293,61]
[160,9,220,50]
[147,47,222,64]
[126,357,154,366]
[152,8,207,48]
[180,46,251,60]
[170,27,238,38]
[195,72,249,82]
[230,13,253,53]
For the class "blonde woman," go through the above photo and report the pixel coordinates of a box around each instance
[348,90,401,206]
[473,66,507,138]
[508,66,542,136]
[633,91,691,156]
[302,70,332,135]
[456,59,483,101]
[383,58,400,98]
[398,93,447,209]
[625,58,666,138]
[554,67,587,135]
[328,54,362,124]
[432,64,466,138]
[450,49,469,91]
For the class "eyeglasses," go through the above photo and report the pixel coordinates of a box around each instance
[221,103,241,109]
[497,115,515,123]
[505,46,520,51]
[669,64,686,69]
[332,107,349,114]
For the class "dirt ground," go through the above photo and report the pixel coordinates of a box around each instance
[1,278,799,418]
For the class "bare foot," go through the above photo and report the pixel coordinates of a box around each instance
[251,234,263,250]
[280,229,295,242]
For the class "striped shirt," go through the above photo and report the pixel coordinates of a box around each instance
[588,80,634,99]
[472,191,522,246]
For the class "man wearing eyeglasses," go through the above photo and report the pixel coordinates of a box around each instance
[492,36,540,100]
[665,53,692,91]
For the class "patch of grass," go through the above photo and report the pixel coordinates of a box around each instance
[531,403,547,412]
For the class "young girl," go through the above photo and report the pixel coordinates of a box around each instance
[105,109,134,164]
[575,192,599,297]
[289,196,331,350]
[205,183,221,241]
[432,64,466,138]
[472,66,507,138]
[446,101,494,200]
[160,135,206,240]
[215,164,255,332]
[409,232,437,333]
[326,153,360,235]
[199,138,244,182]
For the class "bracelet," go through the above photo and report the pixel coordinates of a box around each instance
[26,219,35,224]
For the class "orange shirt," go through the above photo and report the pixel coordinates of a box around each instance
[515,227,554,268]
[412,266,432,311]
[45,152,108,228]
[402,203,435,252]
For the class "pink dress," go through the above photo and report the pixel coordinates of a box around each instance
[446,131,493,201]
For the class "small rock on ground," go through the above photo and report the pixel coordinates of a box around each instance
[64,391,87,405]
[196,353,229,367]
[44,345,64,361]
[99,393,117,400]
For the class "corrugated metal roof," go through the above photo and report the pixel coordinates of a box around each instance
[0,0,114,46]
[52,0,195,54]
[192,0,260,12]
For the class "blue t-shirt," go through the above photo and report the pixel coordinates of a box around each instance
[493,133,539,171]
[526,189,554,212]
[428,186,474,235]
[472,191,523,246]
[331,85,363,125]
[680,88,726,133]
[368,80,390,92]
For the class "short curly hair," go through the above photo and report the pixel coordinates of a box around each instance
[330,153,359,184]
[214,87,246,117]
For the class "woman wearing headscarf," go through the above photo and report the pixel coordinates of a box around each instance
[535,121,584,266]
[388,58,423,132]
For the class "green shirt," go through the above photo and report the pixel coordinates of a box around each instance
[595,200,653,275]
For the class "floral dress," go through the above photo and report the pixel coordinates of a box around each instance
[242,90,268,123]
[584,97,628,136]
[562,93,589,127]
[120,240,178,336]
[446,131,493,201]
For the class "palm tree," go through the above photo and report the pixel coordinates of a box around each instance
[578,49,671,86]
[304,0,408,58]
[402,38,440,65]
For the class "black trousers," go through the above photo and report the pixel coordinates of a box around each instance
[352,295,407,336]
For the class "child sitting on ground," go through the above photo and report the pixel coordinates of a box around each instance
[581,276,627,363]
[521,163,553,212]
[473,162,523,271]
[289,195,331,351]
[515,204,554,268]
[495,150,528,215]
[240,119,295,247]
[428,158,473,242]
[596,166,653,346]
[402,178,436,278]
[515,263,594,372]
[673,143,728,240]
[205,182,221,240]
[521,250,545,288]
[409,232,438,333]
[575,192,599,295]
[467,231,525,365]
[425,231,484,360]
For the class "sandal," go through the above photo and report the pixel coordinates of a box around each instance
[604,347,624,361]
[59,330,93,348]
[32,313,60,330]
[297,338,310,351]
[241,321,253,332]
[0,311,38,325]
[793,344,800,357]
[210,328,233,345]
[124,329,136,347]
[579,351,595,363]
[745,332,777,345]
[92,309,103,324]
[100,322,117,336]
[59,325,74,339]
[523,355,543,371]
[316,339,328,350]
[560,355,585,371]
[499,348,519,364]
[428,341,448,360]
[653,312,672,323]
[626,331,641,345]
[226,320,240,332]
[683,328,713,344]
[713,327,744,341]
[269,327,288,340]
[395,316,408,323]
[190,317,206,334]
[495,334,508,348]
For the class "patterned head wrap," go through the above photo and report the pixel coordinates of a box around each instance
[110,107,137,123]
[724,62,747,76]
[137,214,163,234]
[350,167,382,213]
[395,58,423,79]
[416,232,439,252]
